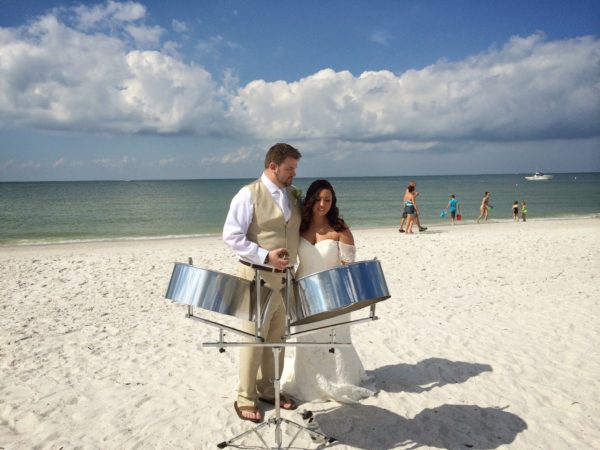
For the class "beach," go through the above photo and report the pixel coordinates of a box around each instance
[1,218,599,449]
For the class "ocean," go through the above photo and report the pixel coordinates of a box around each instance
[1,173,599,245]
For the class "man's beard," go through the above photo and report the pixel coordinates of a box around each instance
[275,170,292,187]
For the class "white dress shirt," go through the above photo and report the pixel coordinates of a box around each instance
[222,173,290,265]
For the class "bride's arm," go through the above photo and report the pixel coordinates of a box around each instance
[338,228,356,264]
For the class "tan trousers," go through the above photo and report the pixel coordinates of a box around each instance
[237,265,287,407]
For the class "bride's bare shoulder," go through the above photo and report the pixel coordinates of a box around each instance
[337,227,354,246]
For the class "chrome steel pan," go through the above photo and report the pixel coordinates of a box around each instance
[290,260,390,326]
[165,263,271,321]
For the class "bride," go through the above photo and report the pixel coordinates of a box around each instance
[282,179,375,403]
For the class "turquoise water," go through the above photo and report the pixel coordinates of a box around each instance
[1,173,598,245]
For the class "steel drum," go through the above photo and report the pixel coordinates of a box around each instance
[165,263,272,321]
[290,260,390,326]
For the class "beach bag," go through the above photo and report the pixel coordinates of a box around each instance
[457,213,462,221]
[440,210,446,218]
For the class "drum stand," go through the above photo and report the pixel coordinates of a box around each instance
[208,344,336,449]
[183,262,381,449]
[191,266,347,449]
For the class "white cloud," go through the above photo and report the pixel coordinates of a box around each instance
[52,157,66,168]
[125,24,164,46]
[161,40,182,58]
[158,157,176,167]
[122,50,225,133]
[52,157,83,168]
[73,0,146,29]
[15,160,42,169]
[0,2,598,152]
[0,11,227,135]
[172,19,188,34]
[92,155,135,168]
[197,35,224,56]
[201,147,256,165]
[369,29,391,46]
[231,33,600,143]
[197,35,241,57]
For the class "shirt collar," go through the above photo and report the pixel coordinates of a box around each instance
[261,173,285,195]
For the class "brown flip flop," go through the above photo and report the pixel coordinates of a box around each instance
[234,401,263,423]
[259,395,298,410]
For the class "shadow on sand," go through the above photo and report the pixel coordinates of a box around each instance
[221,359,513,449]
[308,358,522,449]
[366,357,493,393]
[317,403,527,450]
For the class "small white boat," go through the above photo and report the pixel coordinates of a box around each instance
[525,172,554,181]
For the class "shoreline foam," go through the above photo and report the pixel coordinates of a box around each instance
[2,214,598,248]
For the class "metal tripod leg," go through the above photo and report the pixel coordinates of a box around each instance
[216,345,337,449]
[216,417,335,449]
[217,420,271,449]
[213,268,337,449]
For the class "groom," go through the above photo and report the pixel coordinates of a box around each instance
[222,143,302,422]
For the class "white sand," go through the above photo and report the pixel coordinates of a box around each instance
[1,218,599,449]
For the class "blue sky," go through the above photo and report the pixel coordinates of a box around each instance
[0,0,599,181]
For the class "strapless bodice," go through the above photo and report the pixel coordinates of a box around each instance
[296,238,339,278]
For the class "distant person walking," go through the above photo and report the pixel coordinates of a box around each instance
[445,194,461,225]
[521,200,527,222]
[476,192,491,224]
[512,200,519,222]
[403,185,418,234]
[399,180,427,233]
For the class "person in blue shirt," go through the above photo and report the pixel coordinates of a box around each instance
[445,194,461,225]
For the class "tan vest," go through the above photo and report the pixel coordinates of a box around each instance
[246,179,301,264]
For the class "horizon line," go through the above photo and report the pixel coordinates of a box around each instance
[0,171,598,183]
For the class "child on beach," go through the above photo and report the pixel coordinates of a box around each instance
[521,200,527,222]
[512,200,519,222]
[445,194,460,225]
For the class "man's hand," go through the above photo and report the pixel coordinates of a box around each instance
[268,248,290,270]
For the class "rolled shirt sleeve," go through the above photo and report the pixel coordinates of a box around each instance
[222,186,269,265]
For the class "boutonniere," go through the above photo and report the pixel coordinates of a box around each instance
[290,185,303,203]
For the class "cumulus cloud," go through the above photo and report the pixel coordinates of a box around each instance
[0,5,228,135]
[231,33,600,143]
[0,2,598,150]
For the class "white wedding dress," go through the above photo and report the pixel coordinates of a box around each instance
[281,238,375,403]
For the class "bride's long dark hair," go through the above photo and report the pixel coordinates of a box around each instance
[300,179,348,233]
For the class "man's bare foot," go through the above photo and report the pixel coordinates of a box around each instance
[259,395,298,410]
[234,402,263,423]
[241,408,261,421]
[281,398,296,410]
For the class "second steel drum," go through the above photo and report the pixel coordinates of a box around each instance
[290,259,390,326]
[165,263,272,322]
